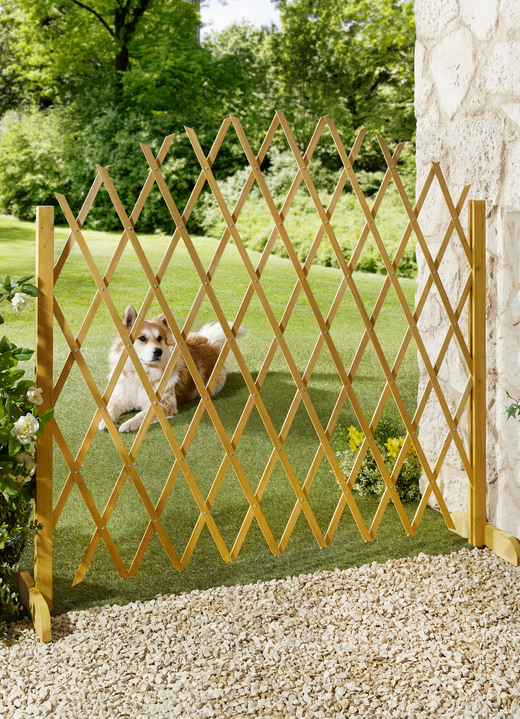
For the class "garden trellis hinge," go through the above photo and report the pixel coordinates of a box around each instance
[21,111,520,642]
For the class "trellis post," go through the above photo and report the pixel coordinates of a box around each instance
[454,200,520,563]
[468,200,486,547]
[18,206,55,642]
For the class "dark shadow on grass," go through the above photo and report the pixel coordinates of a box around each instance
[49,496,469,617]
[0,225,36,243]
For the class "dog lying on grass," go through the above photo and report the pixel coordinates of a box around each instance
[98,305,247,433]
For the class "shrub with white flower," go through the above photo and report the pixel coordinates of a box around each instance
[14,451,36,478]
[1,275,53,640]
[10,292,31,313]
[10,413,40,446]
[25,386,43,405]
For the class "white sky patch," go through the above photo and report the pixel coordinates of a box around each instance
[200,0,280,39]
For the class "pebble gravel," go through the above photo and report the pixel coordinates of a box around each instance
[1,547,519,718]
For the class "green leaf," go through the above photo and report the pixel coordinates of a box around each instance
[15,379,35,392]
[12,348,33,361]
[20,483,35,504]
[8,436,22,455]
[39,408,54,423]
[20,284,39,297]
[0,336,13,353]
[1,477,20,499]
[16,275,35,285]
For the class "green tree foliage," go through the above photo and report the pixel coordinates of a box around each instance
[0,0,416,230]
[0,1,219,227]
[204,23,279,151]
[7,0,204,105]
[0,109,67,218]
[0,1,23,115]
[271,0,415,169]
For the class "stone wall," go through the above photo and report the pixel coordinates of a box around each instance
[415,0,520,538]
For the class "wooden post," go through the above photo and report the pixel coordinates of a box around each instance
[468,200,486,547]
[34,206,54,617]
[452,200,519,564]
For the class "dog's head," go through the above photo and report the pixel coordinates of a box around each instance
[122,305,173,367]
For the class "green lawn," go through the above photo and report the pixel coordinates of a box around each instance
[1,214,467,615]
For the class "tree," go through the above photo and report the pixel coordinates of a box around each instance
[7,0,204,107]
[204,23,279,158]
[0,0,221,228]
[271,0,415,168]
[0,0,23,114]
[0,0,416,226]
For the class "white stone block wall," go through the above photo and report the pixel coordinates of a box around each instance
[415,0,520,539]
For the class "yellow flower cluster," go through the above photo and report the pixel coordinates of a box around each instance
[384,437,402,458]
[384,436,417,459]
[347,425,364,451]
[347,425,417,458]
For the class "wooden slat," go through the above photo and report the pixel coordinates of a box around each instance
[335,129,473,482]
[172,117,345,565]
[411,377,472,532]
[277,143,406,550]
[367,197,473,536]
[274,113,416,532]
[88,116,290,575]
[228,127,375,557]
[378,137,472,371]
[96,162,287,557]
[53,137,174,402]
[54,169,105,282]
[228,116,405,530]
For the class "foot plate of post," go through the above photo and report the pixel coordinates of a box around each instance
[17,571,52,643]
[450,511,520,566]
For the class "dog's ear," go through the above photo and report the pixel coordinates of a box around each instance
[157,307,174,328]
[123,305,137,330]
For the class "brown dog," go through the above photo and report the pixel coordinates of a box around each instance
[98,305,247,432]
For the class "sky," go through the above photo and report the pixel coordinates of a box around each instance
[199,0,280,39]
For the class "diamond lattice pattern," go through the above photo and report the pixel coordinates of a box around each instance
[47,112,476,583]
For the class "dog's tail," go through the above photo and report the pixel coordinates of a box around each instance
[198,322,248,350]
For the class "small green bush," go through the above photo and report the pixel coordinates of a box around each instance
[0,498,40,637]
[333,411,421,501]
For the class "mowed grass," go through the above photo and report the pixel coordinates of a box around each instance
[1,214,467,615]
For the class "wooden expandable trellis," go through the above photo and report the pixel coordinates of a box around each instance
[22,110,518,644]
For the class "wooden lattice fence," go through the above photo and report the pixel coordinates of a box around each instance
[20,111,516,643]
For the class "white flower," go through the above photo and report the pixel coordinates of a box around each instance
[10,413,40,446]
[15,450,37,476]
[26,386,43,405]
[11,292,31,313]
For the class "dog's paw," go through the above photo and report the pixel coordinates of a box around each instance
[119,418,140,433]
[98,419,108,431]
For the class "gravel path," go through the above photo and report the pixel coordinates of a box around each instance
[1,547,519,719]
